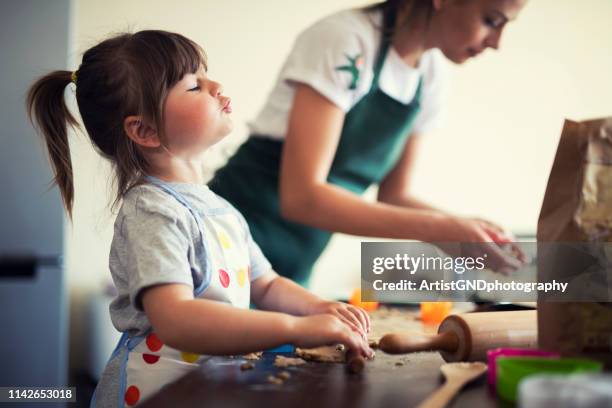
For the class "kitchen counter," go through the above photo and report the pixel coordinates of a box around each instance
[140,306,504,408]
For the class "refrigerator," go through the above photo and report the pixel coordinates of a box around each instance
[0,0,72,397]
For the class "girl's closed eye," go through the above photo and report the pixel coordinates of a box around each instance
[484,16,502,29]
[188,85,200,92]
[484,10,508,29]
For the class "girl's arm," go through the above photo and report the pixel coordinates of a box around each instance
[280,84,493,243]
[142,283,373,357]
[251,272,370,334]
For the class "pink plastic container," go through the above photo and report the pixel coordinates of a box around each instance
[487,348,559,392]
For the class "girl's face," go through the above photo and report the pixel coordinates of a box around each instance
[162,68,233,155]
[431,0,527,63]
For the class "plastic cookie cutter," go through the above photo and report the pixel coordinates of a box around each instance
[487,348,559,392]
[496,356,603,403]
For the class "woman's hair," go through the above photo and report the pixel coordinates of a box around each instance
[365,0,434,36]
[26,30,207,218]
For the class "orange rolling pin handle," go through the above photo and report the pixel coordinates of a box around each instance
[378,331,459,355]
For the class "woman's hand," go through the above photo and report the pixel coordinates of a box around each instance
[291,314,374,358]
[308,300,371,336]
[471,217,529,263]
[436,216,526,274]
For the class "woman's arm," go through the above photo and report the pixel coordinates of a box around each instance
[142,283,373,357]
[279,84,524,271]
[376,132,439,211]
[280,84,483,242]
[377,133,519,244]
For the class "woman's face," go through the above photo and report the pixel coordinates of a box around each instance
[431,0,527,63]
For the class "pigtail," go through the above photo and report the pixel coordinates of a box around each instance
[26,70,79,218]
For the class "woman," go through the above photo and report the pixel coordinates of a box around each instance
[211,0,527,285]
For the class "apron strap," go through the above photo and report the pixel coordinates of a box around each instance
[371,7,424,95]
[144,176,211,296]
[371,6,396,89]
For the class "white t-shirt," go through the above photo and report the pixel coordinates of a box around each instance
[248,8,449,139]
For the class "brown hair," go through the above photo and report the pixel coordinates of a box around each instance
[366,0,434,37]
[26,30,207,218]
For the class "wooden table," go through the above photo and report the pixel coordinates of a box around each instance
[140,307,506,408]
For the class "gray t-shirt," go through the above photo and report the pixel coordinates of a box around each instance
[93,181,272,407]
[108,182,271,336]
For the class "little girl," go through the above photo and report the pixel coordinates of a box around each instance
[27,30,373,407]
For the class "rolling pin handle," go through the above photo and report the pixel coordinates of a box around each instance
[379,331,459,354]
[431,331,459,352]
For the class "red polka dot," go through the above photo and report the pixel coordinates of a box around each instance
[146,333,163,352]
[124,385,140,406]
[143,353,160,364]
[219,269,230,288]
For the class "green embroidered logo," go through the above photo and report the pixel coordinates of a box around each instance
[335,54,363,90]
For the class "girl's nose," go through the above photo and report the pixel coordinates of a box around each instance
[485,30,502,50]
[211,81,223,96]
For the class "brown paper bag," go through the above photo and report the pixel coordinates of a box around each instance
[537,117,612,367]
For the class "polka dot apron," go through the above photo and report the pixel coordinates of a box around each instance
[109,177,252,407]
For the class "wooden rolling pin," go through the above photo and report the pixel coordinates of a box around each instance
[379,310,537,362]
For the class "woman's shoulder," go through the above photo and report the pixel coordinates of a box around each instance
[316,8,380,31]
[297,8,380,50]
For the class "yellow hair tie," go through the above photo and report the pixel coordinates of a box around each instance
[70,70,77,84]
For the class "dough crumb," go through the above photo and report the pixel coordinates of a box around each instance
[240,362,255,371]
[267,375,284,385]
[243,351,263,360]
[277,371,291,380]
[274,355,306,367]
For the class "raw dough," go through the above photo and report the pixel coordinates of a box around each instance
[243,351,263,360]
[295,346,345,363]
[274,355,306,367]
[240,362,255,371]
[267,375,283,385]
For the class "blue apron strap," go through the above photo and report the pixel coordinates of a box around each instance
[90,331,131,408]
[144,176,201,219]
[144,176,210,296]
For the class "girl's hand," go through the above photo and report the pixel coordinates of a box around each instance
[308,300,371,336]
[436,216,526,274]
[291,314,374,358]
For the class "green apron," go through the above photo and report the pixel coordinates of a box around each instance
[210,16,423,285]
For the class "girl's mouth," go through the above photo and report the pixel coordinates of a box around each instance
[222,98,232,113]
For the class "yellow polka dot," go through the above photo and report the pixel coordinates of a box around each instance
[237,268,247,287]
[218,229,232,249]
[181,352,200,363]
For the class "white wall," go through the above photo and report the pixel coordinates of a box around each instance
[67,0,612,371]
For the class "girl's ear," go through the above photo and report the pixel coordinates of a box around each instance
[123,115,161,148]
